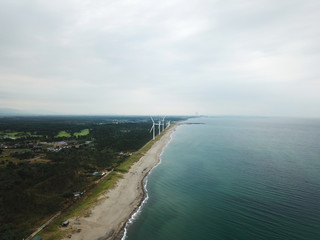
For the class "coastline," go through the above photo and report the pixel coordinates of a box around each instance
[61,125,177,240]
[119,125,175,240]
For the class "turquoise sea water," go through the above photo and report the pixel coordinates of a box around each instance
[124,117,320,240]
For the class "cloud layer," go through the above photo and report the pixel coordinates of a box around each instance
[1,0,319,116]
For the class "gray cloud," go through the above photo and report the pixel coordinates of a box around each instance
[0,0,319,116]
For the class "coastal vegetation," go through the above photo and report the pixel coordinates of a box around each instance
[0,116,185,239]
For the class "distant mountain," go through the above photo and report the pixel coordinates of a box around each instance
[0,108,56,116]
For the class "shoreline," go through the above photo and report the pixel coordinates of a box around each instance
[119,126,175,240]
[61,125,177,240]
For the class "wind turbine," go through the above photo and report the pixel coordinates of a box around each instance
[149,117,156,140]
[158,120,161,135]
[166,120,171,129]
[161,116,166,131]
[150,117,161,140]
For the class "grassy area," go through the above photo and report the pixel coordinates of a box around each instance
[55,129,89,138]
[55,131,72,138]
[0,131,42,139]
[6,132,20,138]
[27,132,43,138]
[73,129,90,138]
[0,131,21,139]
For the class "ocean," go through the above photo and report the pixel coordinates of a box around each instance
[124,117,320,240]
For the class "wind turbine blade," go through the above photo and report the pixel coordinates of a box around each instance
[150,116,154,123]
[149,125,154,132]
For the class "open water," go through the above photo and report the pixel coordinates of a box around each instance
[124,117,320,240]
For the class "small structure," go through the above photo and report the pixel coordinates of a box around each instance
[73,191,84,198]
[61,220,69,227]
[92,171,99,176]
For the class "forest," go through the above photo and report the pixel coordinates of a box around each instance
[0,115,188,239]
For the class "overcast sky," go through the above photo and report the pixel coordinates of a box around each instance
[0,0,319,117]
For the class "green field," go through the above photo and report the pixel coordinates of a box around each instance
[73,129,90,137]
[55,131,72,138]
[26,132,42,138]
[0,132,21,139]
[1,132,25,139]
[54,129,89,138]
[0,131,42,139]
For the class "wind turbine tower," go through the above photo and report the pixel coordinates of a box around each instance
[149,117,156,140]
[161,116,166,131]
[158,120,161,135]
[150,117,162,140]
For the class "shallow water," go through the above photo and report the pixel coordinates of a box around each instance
[124,117,320,240]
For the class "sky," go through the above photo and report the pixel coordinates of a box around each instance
[0,0,320,117]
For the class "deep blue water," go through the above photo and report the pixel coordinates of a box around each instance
[124,117,320,240]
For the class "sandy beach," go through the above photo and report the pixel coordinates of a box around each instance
[62,125,177,240]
